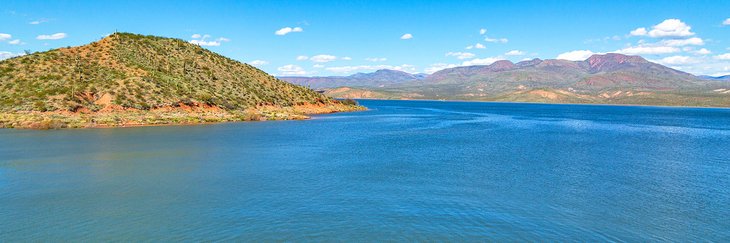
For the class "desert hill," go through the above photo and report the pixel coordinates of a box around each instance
[0,33,361,128]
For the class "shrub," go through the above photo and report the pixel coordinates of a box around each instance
[339,98,358,106]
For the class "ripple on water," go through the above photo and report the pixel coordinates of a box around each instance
[1,100,729,241]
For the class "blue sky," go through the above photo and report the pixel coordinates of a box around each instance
[1,0,729,76]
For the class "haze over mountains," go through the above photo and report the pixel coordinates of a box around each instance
[280,53,730,107]
[282,69,426,89]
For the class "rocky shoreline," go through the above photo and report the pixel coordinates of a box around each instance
[0,103,365,129]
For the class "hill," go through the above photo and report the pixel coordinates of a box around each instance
[0,33,362,128]
[308,54,730,107]
[280,69,423,89]
[700,75,730,81]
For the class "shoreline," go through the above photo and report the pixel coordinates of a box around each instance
[0,103,366,130]
[349,97,730,110]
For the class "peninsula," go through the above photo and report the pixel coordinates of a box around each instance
[0,33,363,129]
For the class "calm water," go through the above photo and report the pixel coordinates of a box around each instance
[1,100,729,241]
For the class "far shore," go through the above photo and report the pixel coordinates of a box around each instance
[347,97,730,110]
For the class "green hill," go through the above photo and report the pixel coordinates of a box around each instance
[0,33,362,128]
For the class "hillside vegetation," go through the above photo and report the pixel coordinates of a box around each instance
[0,33,362,128]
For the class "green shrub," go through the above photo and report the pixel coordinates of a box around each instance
[339,98,358,106]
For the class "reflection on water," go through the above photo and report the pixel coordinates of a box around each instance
[1,100,729,241]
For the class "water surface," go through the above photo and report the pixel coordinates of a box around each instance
[1,100,729,241]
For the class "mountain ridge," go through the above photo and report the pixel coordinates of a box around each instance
[283,53,730,107]
[280,69,424,89]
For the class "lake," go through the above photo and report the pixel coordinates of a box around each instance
[1,100,729,241]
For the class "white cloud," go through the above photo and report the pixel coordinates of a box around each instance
[647,19,695,38]
[615,46,679,55]
[466,43,486,50]
[29,19,48,25]
[505,50,525,56]
[278,64,307,75]
[275,27,303,36]
[325,64,416,73]
[585,35,623,43]
[630,27,647,36]
[484,37,508,43]
[656,55,699,65]
[310,54,337,63]
[365,57,387,62]
[462,57,502,66]
[662,37,704,46]
[8,39,21,45]
[655,54,730,76]
[723,18,730,25]
[189,40,220,46]
[425,63,457,74]
[313,64,325,68]
[248,60,268,66]
[296,55,309,61]
[189,34,226,46]
[715,53,730,60]
[556,50,595,61]
[627,19,698,61]
[400,33,413,40]
[0,33,12,41]
[0,51,24,60]
[341,56,352,60]
[695,48,711,55]
[446,51,475,60]
[479,28,487,35]
[36,33,67,40]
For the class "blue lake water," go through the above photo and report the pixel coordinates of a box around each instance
[1,99,729,241]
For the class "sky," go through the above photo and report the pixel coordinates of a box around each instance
[1,0,729,76]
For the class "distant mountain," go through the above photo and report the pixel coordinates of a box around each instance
[318,53,730,107]
[700,75,730,81]
[280,69,423,89]
[421,53,701,92]
[0,33,361,128]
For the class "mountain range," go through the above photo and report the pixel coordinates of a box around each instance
[0,33,361,128]
[282,69,426,89]
[281,53,730,107]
